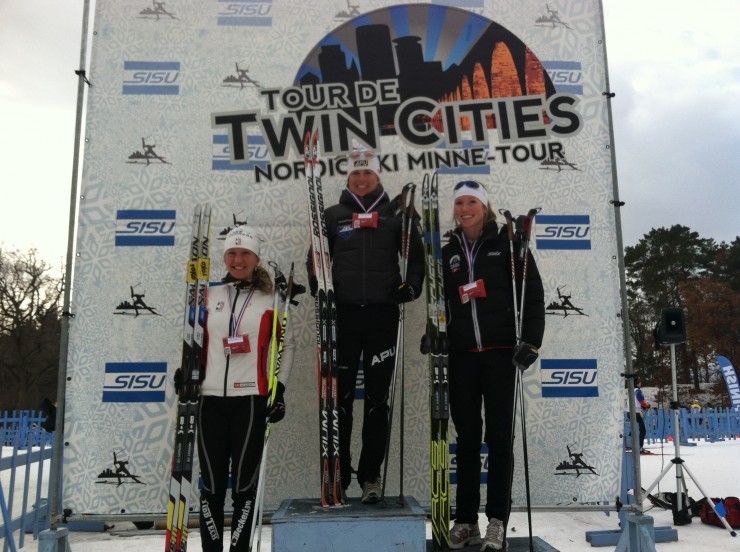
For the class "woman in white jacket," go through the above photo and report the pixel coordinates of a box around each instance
[197,225,294,552]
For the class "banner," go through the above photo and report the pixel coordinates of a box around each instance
[64,0,625,515]
[718,356,740,410]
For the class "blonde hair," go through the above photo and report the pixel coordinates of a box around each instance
[251,265,273,294]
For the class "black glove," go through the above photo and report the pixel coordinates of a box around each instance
[268,382,286,423]
[395,282,416,304]
[173,368,183,395]
[512,341,539,370]
[174,367,204,395]
[308,274,318,297]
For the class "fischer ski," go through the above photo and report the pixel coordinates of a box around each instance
[420,173,450,549]
[166,205,211,552]
[304,131,342,507]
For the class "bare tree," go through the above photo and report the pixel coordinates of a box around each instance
[0,247,63,410]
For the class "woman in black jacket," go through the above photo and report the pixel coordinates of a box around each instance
[442,180,545,551]
[309,149,424,503]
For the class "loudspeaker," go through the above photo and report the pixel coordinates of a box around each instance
[656,307,687,345]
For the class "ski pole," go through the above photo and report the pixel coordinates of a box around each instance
[514,208,540,552]
[381,183,415,505]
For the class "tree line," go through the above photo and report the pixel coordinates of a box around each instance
[1,224,738,410]
[625,226,739,407]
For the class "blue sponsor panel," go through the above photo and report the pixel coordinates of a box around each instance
[212,134,270,171]
[542,61,583,95]
[122,61,180,95]
[450,443,489,484]
[115,210,176,246]
[103,362,167,403]
[217,0,273,27]
[535,214,591,250]
[541,359,598,398]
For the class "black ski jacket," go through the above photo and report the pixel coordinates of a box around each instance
[442,222,545,352]
[310,187,425,306]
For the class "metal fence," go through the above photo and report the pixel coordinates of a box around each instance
[1,410,54,551]
[626,407,740,444]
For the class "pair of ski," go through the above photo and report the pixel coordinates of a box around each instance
[304,131,342,507]
[165,205,212,552]
[420,173,451,550]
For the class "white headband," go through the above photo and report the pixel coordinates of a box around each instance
[223,226,261,257]
[453,183,489,206]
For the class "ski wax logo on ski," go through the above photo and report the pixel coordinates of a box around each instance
[211,3,583,177]
[122,61,180,95]
[535,214,591,250]
[216,0,273,27]
[102,362,167,403]
[540,359,598,398]
[115,209,176,246]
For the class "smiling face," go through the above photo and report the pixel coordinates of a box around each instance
[347,169,380,197]
[224,248,259,280]
[454,195,487,239]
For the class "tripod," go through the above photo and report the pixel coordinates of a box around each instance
[642,343,737,537]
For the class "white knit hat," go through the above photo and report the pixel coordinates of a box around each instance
[223,226,261,257]
[348,148,381,178]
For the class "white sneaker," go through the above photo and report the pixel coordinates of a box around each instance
[480,517,506,551]
[361,479,381,504]
[449,522,481,549]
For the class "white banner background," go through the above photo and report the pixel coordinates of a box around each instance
[64,0,624,516]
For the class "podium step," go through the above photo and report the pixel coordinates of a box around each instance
[272,495,426,552]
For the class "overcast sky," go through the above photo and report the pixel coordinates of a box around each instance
[1,1,738,268]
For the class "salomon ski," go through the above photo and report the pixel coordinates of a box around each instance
[304,132,342,507]
[421,173,450,549]
[165,205,211,552]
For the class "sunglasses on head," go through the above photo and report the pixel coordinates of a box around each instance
[454,180,485,191]
[349,149,376,159]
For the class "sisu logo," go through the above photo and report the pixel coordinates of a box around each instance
[217,0,273,27]
[212,134,269,171]
[542,61,583,95]
[123,61,180,95]
[541,359,598,398]
[115,210,176,246]
[535,215,591,250]
[103,362,167,403]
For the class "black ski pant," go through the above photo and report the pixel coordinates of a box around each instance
[637,412,646,450]
[197,395,267,552]
[449,348,516,526]
[336,303,399,490]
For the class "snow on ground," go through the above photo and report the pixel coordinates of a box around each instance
[6,440,740,551]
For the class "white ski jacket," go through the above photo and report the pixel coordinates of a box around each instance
[200,281,294,397]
